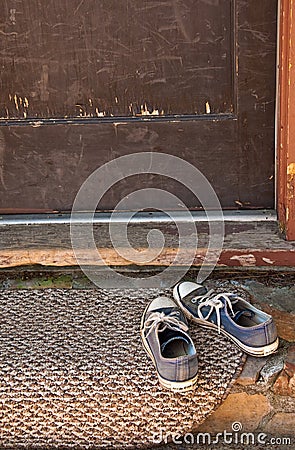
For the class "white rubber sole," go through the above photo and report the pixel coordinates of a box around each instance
[173,285,279,357]
[140,305,198,392]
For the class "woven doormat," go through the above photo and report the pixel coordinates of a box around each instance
[0,289,245,449]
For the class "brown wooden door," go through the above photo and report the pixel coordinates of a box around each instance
[0,0,277,212]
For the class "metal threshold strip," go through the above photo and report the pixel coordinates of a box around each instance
[0,210,277,225]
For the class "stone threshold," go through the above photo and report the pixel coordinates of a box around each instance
[0,219,295,268]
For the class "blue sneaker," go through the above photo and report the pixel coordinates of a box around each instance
[140,296,198,391]
[173,282,279,357]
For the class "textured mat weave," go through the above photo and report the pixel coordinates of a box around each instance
[0,289,245,449]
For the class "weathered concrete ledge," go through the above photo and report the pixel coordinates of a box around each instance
[0,220,294,269]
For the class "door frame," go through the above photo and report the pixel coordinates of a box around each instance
[277,0,295,240]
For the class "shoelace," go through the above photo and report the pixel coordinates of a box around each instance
[191,289,243,334]
[143,311,188,338]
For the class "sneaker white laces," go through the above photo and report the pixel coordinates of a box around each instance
[191,290,241,334]
[144,311,188,338]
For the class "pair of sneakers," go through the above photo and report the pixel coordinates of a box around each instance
[140,281,279,392]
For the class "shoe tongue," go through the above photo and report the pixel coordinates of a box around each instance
[160,329,190,354]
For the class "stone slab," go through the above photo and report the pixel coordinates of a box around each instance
[196,393,271,432]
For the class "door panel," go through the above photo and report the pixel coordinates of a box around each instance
[0,0,234,117]
[0,0,277,212]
